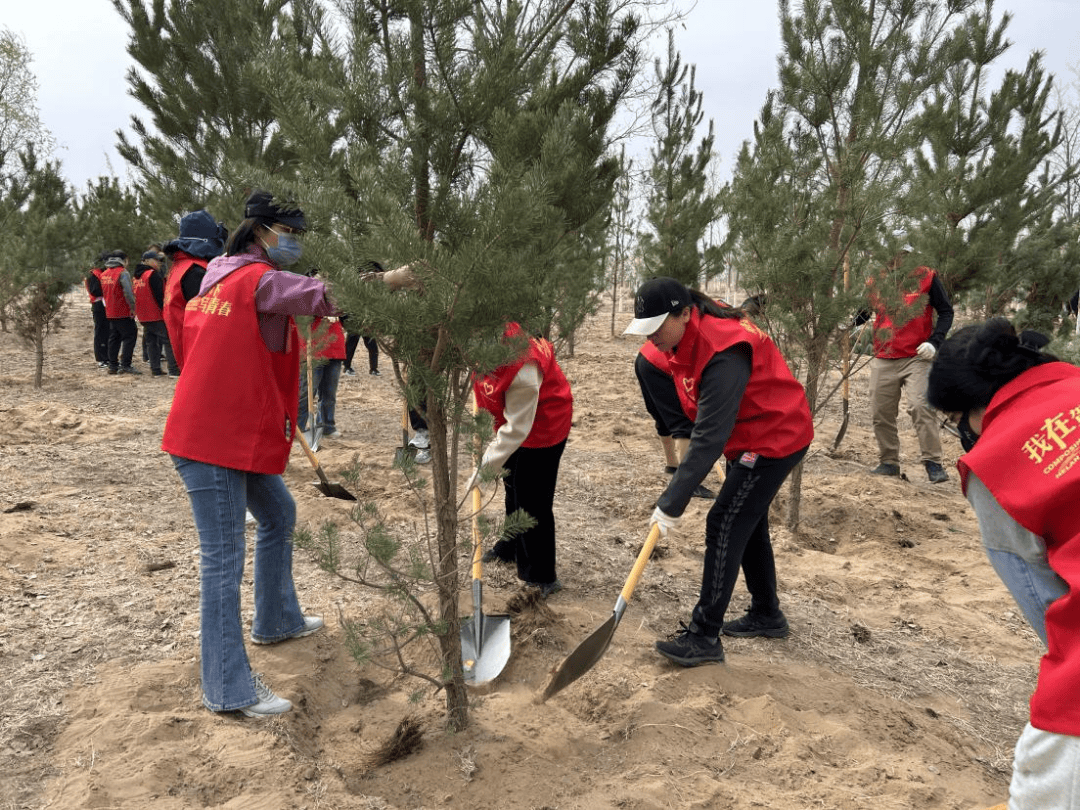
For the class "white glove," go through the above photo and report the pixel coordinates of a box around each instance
[649,506,680,538]
[916,341,936,360]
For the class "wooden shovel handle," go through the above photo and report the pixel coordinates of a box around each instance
[620,524,662,604]
[295,428,329,485]
[470,394,484,578]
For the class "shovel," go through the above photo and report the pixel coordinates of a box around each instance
[302,339,323,452]
[295,428,356,501]
[539,524,661,701]
[460,484,511,684]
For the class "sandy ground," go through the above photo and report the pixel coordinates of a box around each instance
[0,295,1034,810]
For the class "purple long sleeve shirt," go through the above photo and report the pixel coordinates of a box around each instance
[200,247,335,352]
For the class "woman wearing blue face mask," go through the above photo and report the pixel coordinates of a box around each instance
[162,190,336,718]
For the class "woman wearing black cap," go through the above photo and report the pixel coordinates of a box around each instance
[162,209,229,371]
[926,317,1079,808]
[162,190,334,718]
[624,277,814,666]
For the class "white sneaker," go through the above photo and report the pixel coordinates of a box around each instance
[408,429,430,449]
[251,615,324,645]
[239,672,291,717]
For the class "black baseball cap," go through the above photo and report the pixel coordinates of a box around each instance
[623,277,691,335]
[243,190,307,231]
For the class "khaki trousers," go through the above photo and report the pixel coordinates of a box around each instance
[869,355,942,466]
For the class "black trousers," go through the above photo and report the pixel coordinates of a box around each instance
[635,352,693,439]
[143,321,179,374]
[690,446,808,636]
[344,333,379,372]
[107,317,138,370]
[490,439,567,585]
[91,301,109,363]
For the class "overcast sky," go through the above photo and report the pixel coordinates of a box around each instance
[5,0,1079,191]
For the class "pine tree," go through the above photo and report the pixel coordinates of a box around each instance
[110,0,326,219]
[639,28,718,288]
[722,0,981,526]
[290,0,642,730]
[904,9,1079,330]
[2,150,81,386]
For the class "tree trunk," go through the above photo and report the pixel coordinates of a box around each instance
[425,393,469,730]
[786,331,828,529]
[34,329,45,389]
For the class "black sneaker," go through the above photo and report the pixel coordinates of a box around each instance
[369,369,381,376]
[691,484,716,499]
[925,461,949,484]
[118,365,143,375]
[655,622,725,666]
[663,465,678,475]
[107,366,119,375]
[722,610,790,638]
[482,540,515,565]
[869,463,900,477]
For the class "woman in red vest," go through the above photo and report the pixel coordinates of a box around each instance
[162,191,335,718]
[927,318,1079,808]
[624,277,814,666]
[471,323,573,597]
[298,313,348,438]
[162,209,229,372]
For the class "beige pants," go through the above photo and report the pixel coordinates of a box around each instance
[869,355,942,466]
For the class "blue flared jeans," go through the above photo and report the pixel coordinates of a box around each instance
[172,456,307,711]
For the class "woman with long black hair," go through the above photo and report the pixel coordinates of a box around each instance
[927,317,1078,809]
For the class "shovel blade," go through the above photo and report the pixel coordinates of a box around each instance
[539,612,619,702]
[312,480,357,501]
[460,613,511,685]
[303,426,323,453]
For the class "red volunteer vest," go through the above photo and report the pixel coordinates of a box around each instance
[957,362,1080,736]
[162,262,300,475]
[133,269,164,323]
[100,267,132,319]
[301,318,347,360]
[639,332,672,374]
[474,324,573,449]
[667,308,813,460]
[871,266,936,359]
[164,253,208,371]
[85,267,104,303]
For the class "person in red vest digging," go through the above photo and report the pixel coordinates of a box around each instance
[624,277,814,667]
[100,250,142,375]
[470,323,574,598]
[162,190,335,718]
[927,318,1079,810]
[162,209,228,372]
[132,250,179,377]
[863,242,953,483]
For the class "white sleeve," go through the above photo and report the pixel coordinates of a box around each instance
[482,362,541,470]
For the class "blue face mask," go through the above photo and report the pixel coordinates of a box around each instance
[261,230,303,267]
